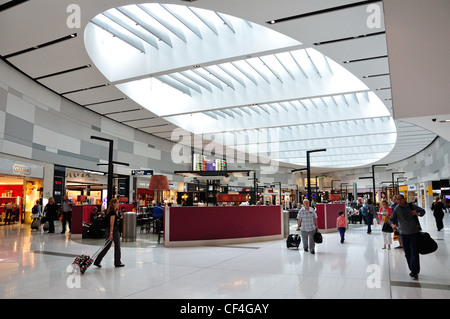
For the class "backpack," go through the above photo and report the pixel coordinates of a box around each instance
[32,204,38,216]
[362,205,369,216]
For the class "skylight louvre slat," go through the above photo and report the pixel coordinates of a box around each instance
[117,6,173,48]
[245,60,270,84]
[137,4,187,43]
[212,110,227,119]
[160,3,203,39]
[217,64,246,88]
[102,10,159,49]
[289,52,309,79]
[179,71,213,92]
[230,62,258,85]
[233,107,249,116]
[215,12,235,33]
[188,7,218,36]
[91,17,145,52]
[221,109,235,118]
[305,50,322,78]
[191,69,223,91]
[259,57,283,83]
[204,66,235,90]
[274,55,295,80]
[204,111,218,120]
[155,75,191,96]
[167,74,202,94]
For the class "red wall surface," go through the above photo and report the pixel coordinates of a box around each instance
[316,203,345,230]
[168,205,282,242]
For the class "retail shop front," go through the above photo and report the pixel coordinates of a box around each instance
[0,157,44,224]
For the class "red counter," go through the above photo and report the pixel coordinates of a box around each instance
[164,205,283,247]
[315,203,346,232]
[71,205,101,236]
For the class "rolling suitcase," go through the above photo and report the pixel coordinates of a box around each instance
[286,233,301,249]
[72,239,111,274]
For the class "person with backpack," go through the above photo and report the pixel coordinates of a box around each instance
[30,199,42,231]
[363,199,376,234]
[390,194,425,280]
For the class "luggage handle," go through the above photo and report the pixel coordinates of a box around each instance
[91,239,112,260]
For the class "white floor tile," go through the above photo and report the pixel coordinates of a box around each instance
[0,211,449,299]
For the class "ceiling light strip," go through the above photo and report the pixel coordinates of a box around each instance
[344,55,388,64]
[0,0,29,13]
[314,31,385,46]
[35,64,91,81]
[61,83,109,95]
[2,33,77,59]
[266,0,381,24]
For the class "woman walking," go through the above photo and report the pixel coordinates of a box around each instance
[431,196,445,231]
[94,198,125,268]
[379,199,393,249]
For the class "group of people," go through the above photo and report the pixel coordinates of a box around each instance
[3,201,19,224]
[297,194,445,281]
[31,195,73,233]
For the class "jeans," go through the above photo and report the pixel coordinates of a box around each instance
[338,227,346,243]
[401,233,420,275]
[61,211,72,232]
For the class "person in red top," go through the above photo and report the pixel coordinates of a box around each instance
[336,211,347,244]
[379,199,393,249]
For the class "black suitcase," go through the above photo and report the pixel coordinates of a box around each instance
[286,234,301,249]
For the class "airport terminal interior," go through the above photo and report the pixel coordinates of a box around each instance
[0,0,449,300]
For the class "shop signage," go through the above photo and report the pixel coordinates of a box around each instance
[0,158,44,178]
[13,164,31,176]
[66,169,107,185]
[408,184,417,191]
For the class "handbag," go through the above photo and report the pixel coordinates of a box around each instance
[412,208,438,255]
[417,231,438,255]
[382,222,393,233]
[313,230,323,244]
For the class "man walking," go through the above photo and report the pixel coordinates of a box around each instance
[61,195,73,234]
[390,195,425,280]
[296,199,319,254]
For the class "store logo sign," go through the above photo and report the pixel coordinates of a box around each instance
[12,164,31,176]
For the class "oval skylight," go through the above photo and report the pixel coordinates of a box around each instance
[84,3,396,169]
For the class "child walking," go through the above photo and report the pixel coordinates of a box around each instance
[336,211,347,244]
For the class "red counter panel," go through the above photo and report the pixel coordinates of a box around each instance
[315,203,345,232]
[165,205,283,247]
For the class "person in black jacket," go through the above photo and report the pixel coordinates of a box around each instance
[390,195,426,280]
[94,198,124,268]
[431,196,445,231]
[44,197,58,233]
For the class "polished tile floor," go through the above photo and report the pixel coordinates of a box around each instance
[0,209,449,299]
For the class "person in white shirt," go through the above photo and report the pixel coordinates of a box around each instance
[296,199,319,254]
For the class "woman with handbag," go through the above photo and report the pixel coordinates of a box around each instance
[379,199,393,249]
